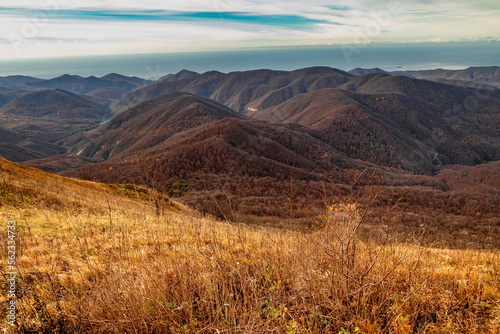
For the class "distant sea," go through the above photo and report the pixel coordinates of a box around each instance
[1,42,499,79]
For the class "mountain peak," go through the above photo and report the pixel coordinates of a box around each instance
[349,68,388,76]
[101,73,127,80]
[0,89,106,119]
[158,69,199,83]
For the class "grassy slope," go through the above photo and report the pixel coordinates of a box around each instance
[0,158,186,212]
[0,158,499,333]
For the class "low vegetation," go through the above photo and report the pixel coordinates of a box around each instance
[0,159,499,333]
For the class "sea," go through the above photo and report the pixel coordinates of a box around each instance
[0,42,499,79]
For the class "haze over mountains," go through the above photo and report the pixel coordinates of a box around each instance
[348,66,499,86]
[0,66,499,219]
[391,66,500,89]
[0,73,153,107]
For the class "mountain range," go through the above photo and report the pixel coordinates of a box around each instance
[349,67,500,90]
[0,66,498,220]
[391,66,500,88]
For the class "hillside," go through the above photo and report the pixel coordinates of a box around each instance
[0,126,25,144]
[1,67,499,332]
[348,67,387,76]
[1,158,499,333]
[110,68,500,132]
[61,91,376,218]
[0,143,48,162]
[24,73,151,94]
[0,89,108,143]
[392,66,500,88]
[0,75,42,87]
[0,87,32,107]
[0,127,67,162]
[63,110,500,222]
[350,66,500,88]
[62,90,368,199]
[68,116,362,181]
[431,78,498,90]
[0,157,141,209]
[252,85,500,172]
[109,67,354,115]
[0,127,41,161]
[0,89,106,119]
[85,87,130,105]
[158,69,199,83]
[100,73,153,87]
[63,92,245,160]
[23,153,103,173]
[0,157,185,222]
[0,94,10,107]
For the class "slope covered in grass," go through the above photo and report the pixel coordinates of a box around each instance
[0,158,185,213]
[0,159,499,333]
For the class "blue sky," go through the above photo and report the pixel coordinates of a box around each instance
[0,0,499,59]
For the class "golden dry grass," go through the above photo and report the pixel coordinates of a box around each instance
[0,158,499,333]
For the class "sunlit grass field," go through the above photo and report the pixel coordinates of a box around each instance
[1,158,499,333]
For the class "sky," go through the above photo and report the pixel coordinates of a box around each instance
[0,0,499,60]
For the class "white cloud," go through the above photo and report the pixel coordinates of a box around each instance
[0,0,498,59]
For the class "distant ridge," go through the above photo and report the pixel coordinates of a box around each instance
[100,73,153,87]
[0,89,108,143]
[0,89,106,119]
[158,70,199,83]
[391,66,500,88]
[24,74,152,94]
[110,66,354,115]
[348,68,387,76]
[0,75,42,87]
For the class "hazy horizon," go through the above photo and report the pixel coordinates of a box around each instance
[2,0,499,79]
[1,42,499,80]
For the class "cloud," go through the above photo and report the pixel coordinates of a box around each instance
[324,6,351,11]
[0,7,332,30]
[0,0,498,60]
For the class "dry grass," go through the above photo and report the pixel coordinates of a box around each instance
[0,158,499,333]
